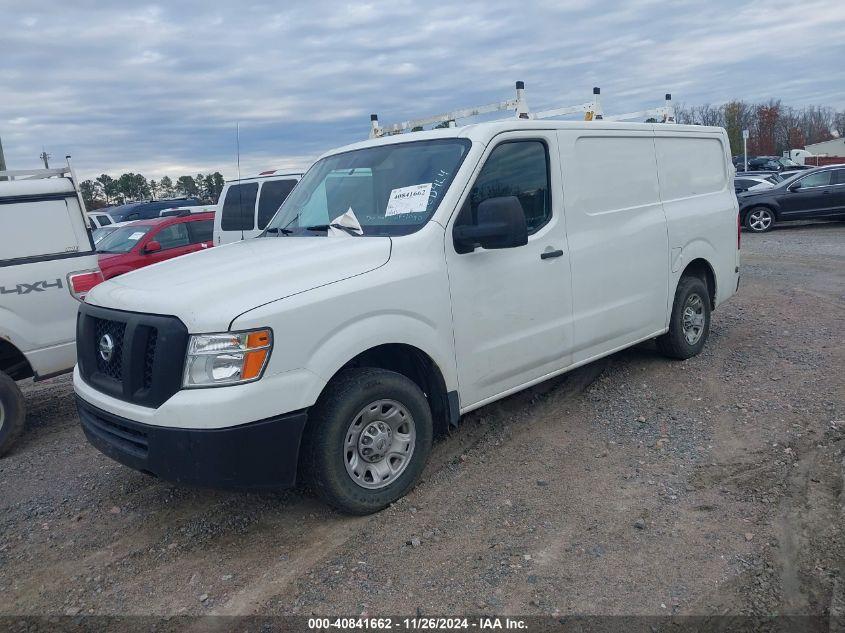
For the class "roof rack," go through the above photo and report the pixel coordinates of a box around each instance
[368,82,674,137]
[604,93,675,124]
[0,156,88,214]
[0,166,72,181]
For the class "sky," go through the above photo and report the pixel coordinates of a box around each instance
[2,0,844,182]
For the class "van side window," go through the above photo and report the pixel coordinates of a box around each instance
[257,179,297,229]
[458,141,551,234]
[654,138,726,199]
[221,183,259,231]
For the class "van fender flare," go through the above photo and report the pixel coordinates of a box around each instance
[299,312,457,409]
[667,241,718,315]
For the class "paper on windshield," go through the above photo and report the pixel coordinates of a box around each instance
[128,232,145,241]
[328,207,364,238]
[385,183,432,217]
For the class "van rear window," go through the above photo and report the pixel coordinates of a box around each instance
[220,183,259,231]
[257,179,297,229]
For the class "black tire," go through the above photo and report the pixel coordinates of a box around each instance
[0,371,26,458]
[744,206,775,233]
[303,368,433,515]
[657,276,711,360]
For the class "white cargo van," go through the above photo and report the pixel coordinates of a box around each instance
[74,119,740,513]
[213,170,301,245]
[1,165,103,455]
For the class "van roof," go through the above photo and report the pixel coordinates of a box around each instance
[225,171,303,184]
[320,120,727,160]
[0,176,76,198]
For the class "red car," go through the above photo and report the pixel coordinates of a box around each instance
[95,213,214,280]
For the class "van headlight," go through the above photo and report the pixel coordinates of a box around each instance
[183,329,272,388]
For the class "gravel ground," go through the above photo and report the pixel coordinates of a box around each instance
[0,221,842,621]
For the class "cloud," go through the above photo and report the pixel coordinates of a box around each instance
[1,0,844,181]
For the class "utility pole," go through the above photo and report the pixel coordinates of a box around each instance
[40,149,51,169]
[0,135,7,180]
[742,129,749,172]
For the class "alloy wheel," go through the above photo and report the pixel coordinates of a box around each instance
[748,208,773,232]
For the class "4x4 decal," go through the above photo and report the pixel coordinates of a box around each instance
[0,279,63,295]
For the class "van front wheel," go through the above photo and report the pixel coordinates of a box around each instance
[0,371,26,457]
[657,276,711,360]
[304,368,433,515]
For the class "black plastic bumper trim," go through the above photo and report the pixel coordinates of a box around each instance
[77,397,309,489]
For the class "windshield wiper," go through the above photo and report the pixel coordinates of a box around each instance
[264,227,294,236]
[305,224,362,236]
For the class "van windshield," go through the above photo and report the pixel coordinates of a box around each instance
[264,138,471,237]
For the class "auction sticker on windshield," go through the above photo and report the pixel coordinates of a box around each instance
[128,232,145,240]
[385,183,432,217]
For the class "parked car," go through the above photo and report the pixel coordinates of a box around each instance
[735,155,811,172]
[738,164,845,232]
[108,198,204,222]
[734,175,776,193]
[86,211,115,229]
[95,212,214,279]
[91,221,133,244]
[0,165,103,455]
[739,171,784,182]
[75,120,739,514]
[214,171,301,245]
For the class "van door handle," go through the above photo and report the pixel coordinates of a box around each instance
[540,249,564,260]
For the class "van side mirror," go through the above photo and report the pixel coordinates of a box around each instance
[144,240,161,254]
[453,196,528,254]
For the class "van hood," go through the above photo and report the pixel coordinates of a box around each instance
[86,237,392,331]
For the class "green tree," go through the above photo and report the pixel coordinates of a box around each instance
[159,175,174,198]
[116,172,150,202]
[210,172,225,201]
[95,174,117,204]
[149,179,159,200]
[195,173,207,199]
[176,175,198,197]
[79,180,98,208]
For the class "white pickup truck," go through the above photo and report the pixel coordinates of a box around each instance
[1,165,103,455]
[74,118,740,514]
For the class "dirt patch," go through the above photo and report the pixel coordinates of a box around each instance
[0,222,843,619]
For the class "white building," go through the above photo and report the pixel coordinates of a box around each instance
[804,137,845,156]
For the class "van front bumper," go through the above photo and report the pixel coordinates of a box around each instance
[76,396,308,489]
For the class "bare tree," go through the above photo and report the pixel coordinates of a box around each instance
[834,112,845,138]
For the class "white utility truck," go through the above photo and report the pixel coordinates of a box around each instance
[213,170,301,245]
[1,162,103,455]
[74,84,740,513]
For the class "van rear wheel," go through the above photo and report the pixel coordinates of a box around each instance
[657,276,711,360]
[0,371,26,457]
[304,368,433,515]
